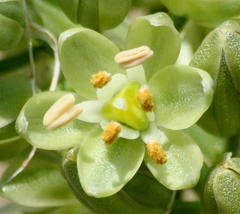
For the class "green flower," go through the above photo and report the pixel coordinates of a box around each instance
[16,13,214,198]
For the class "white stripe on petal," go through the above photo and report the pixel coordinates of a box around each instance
[76,100,103,123]
[97,74,127,102]
[141,123,168,144]
[100,120,139,140]
[126,65,146,84]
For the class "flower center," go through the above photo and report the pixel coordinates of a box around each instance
[102,82,149,130]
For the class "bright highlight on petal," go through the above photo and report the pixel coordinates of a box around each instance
[126,65,146,84]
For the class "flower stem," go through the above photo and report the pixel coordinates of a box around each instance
[165,191,177,214]
[22,0,37,95]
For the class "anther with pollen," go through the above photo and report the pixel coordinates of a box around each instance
[91,71,112,88]
[43,94,82,130]
[114,46,153,68]
[102,121,121,144]
[137,88,154,112]
[147,141,167,164]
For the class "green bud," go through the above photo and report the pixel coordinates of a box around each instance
[102,82,149,130]
[190,20,240,137]
[203,153,240,214]
[160,0,240,27]
[58,0,131,30]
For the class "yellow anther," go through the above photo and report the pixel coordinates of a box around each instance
[147,141,167,164]
[114,46,153,68]
[91,71,112,88]
[137,88,154,112]
[43,94,82,130]
[102,121,121,144]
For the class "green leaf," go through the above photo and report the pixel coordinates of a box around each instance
[0,69,32,128]
[0,14,23,50]
[0,0,24,24]
[0,137,28,161]
[59,28,124,99]
[1,157,76,207]
[145,128,203,190]
[77,127,145,197]
[16,91,93,150]
[191,20,240,136]
[186,125,227,167]
[124,167,172,209]
[126,12,181,80]
[0,122,18,142]
[149,65,214,130]
[62,158,164,214]
[59,0,131,30]
[32,0,79,37]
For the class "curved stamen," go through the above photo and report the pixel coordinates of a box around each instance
[102,121,121,144]
[147,141,167,164]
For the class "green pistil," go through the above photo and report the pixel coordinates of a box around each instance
[102,82,149,130]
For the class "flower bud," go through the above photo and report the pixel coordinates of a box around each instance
[190,20,240,137]
[58,0,131,30]
[203,153,240,214]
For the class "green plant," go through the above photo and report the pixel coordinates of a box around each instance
[0,1,239,214]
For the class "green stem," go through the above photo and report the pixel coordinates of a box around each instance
[165,191,177,214]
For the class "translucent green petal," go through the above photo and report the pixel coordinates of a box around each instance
[97,74,127,102]
[59,28,124,99]
[1,157,76,207]
[100,120,139,140]
[145,128,203,190]
[77,100,103,123]
[0,69,32,128]
[16,91,93,150]
[149,65,214,130]
[77,127,144,197]
[126,12,181,80]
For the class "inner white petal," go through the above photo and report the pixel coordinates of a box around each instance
[76,100,103,123]
[100,120,139,140]
[141,123,168,145]
[97,74,127,102]
[126,65,146,84]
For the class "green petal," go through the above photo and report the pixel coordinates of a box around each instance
[77,100,103,123]
[1,157,76,207]
[0,69,32,128]
[126,12,181,80]
[145,128,203,190]
[149,65,214,130]
[16,91,93,150]
[59,28,124,99]
[77,127,144,197]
